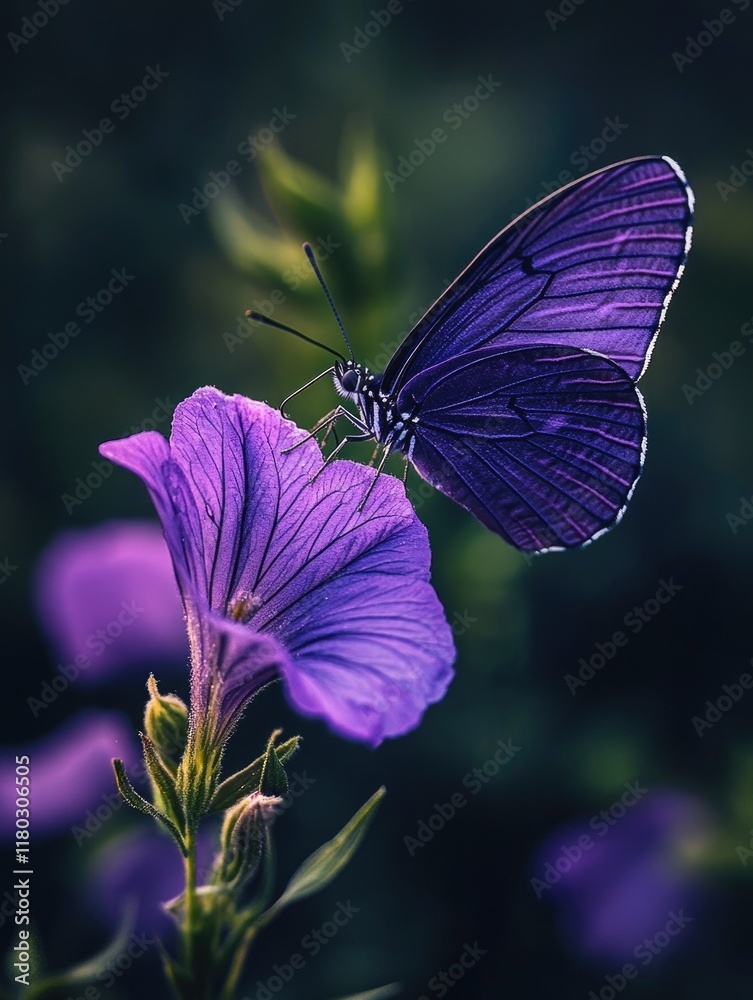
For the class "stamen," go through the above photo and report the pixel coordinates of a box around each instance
[229,591,263,623]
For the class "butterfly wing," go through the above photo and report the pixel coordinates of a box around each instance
[381,156,693,392]
[398,345,646,551]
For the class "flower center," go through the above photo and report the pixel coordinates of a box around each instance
[229,590,263,623]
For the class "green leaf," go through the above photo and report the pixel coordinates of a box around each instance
[210,192,304,283]
[208,735,300,813]
[331,986,401,1000]
[264,787,385,921]
[141,733,185,831]
[259,143,346,241]
[23,908,134,1000]
[112,759,186,855]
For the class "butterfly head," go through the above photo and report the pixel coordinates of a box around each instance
[333,360,370,402]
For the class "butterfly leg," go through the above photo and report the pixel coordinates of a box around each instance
[282,407,343,453]
[309,429,375,483]
[357,445,393,511]
[319,419,343,452]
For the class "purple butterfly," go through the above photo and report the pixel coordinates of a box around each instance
[256,157,694,554]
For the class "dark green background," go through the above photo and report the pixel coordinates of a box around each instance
[3,0,753,996]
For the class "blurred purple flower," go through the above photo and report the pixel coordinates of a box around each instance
[35,520,187,682]
[532,789,712,963]
[86,826,215,936]
[100,387,455,748]
[0,711,139,841]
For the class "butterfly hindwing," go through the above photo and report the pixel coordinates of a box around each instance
[381,156,693,394]
[398,345,646,551]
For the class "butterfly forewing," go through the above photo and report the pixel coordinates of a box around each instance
[380,156,693,393]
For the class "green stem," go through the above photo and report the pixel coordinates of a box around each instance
[178,830,213,1000]
[184,831,198,969]
[219,925,257,1000]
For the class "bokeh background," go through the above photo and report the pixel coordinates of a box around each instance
[3,0,753,996]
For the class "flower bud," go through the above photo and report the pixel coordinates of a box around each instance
[213,792,281,888]
[144,675,188,769]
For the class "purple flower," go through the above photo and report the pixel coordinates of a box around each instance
[100,388,455,749]
[0,711,139,840]
[34,520,187,682]
[86,826,215,935]
[532,790,712,963]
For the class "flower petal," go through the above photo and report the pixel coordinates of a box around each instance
[34,520,187,681]
[86,825,215,935]
[0,711,139,840]
[192,610,289,742]
[103,388,455,746]
[534,790,712,962]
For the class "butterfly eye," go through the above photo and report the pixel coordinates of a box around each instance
[341,369,360,393]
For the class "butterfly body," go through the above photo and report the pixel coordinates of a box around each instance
[333,360,420,456]
[323,156,693,553]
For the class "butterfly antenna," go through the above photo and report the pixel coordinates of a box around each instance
[243,311,346,362]
[303,243,355,361]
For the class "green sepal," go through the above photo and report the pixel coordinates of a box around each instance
[260,739,288,798]
[112,758,187,855]
[262,786,385,922]
[144,675,188,773]
[141,733,185,832]
[208,734,300,813]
